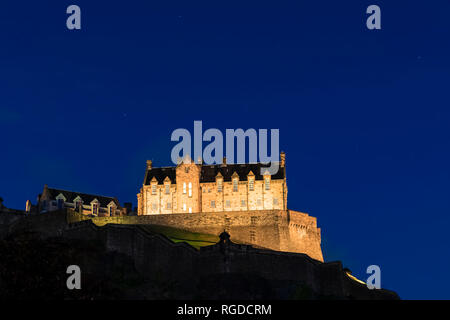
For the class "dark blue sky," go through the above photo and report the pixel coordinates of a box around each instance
[1,1,449,299]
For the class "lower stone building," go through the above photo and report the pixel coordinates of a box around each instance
[33,184,126,216]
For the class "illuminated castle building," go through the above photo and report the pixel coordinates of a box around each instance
[137,153,287,215]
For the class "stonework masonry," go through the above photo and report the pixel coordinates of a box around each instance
[1,209,398,299]
[68,208,323,262]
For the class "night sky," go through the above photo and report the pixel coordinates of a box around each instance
[1,1,449,299]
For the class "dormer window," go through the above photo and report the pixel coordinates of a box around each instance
[57,198,64,209]
[108,201,117,216]
[74,197,83,213]
[249,178,254,191]
[92,203,98,215]
[165,184,170,194]
[265,177,270,190]
[152,184,157,195]
[217,180,223,192]
[233,179,238,192]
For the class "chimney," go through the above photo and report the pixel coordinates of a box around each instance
[25,200,32,213]
[124,202,132,214]
[146,160,152,170]
[221,156,227,166]
[280,152,285,167]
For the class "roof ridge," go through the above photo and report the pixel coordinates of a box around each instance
[48,187,117,200]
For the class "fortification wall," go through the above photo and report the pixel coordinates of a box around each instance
[61,221,397,299]
[67,209,323,261]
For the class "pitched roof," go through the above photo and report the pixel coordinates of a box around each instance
[46,188,120,207]
[144,162,285,185]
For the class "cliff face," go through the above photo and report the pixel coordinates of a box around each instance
[0,210,399,300]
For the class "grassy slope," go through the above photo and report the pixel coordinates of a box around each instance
[139,225,219,249]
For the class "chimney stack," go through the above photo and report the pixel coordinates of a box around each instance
[280,151,285,167]
[146,160,152,170]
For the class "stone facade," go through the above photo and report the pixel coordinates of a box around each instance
[37,185,125,216]
[137,153,287,215]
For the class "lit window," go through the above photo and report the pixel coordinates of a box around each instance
[92,203,98,215]
[152,184,157,195]
[188,182,192,197]
[249,179,254,191]
[226,200,231,208]
[211,200,215,208]
[188,207,192,213]
[183,183,186,194]
[183,203,186,211]
[233,179,238,192]
[165,184,170,194]
[218,180,223,192]
[265,177,270,190]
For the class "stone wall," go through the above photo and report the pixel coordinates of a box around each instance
[61,220,397,299]
[68,208,323,261]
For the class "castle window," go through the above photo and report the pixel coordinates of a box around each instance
[188,207,192,213]
[218,180,223,192]
[211,200,215,208]
[183,203,186,211]
[183,183,186,194]
[152,203,157,211]
[75,200,82,212]
[92,203,98,215]
[233,179,238,192]
[165,184,170,194]
[167,202,172,209]
[249,179,254,191]
[152,184,157,195]
[226,200,231,208]
[185,167,189,173]
[208,189,211,193]
[265,177,270,190]
[257,199,262,206]
[273,198,278,205]
[188,182,192,197]
[241,200,246,207]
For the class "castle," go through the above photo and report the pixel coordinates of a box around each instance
[135,152,324,262]
[16,151,324,262]
[137,153,287,215]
